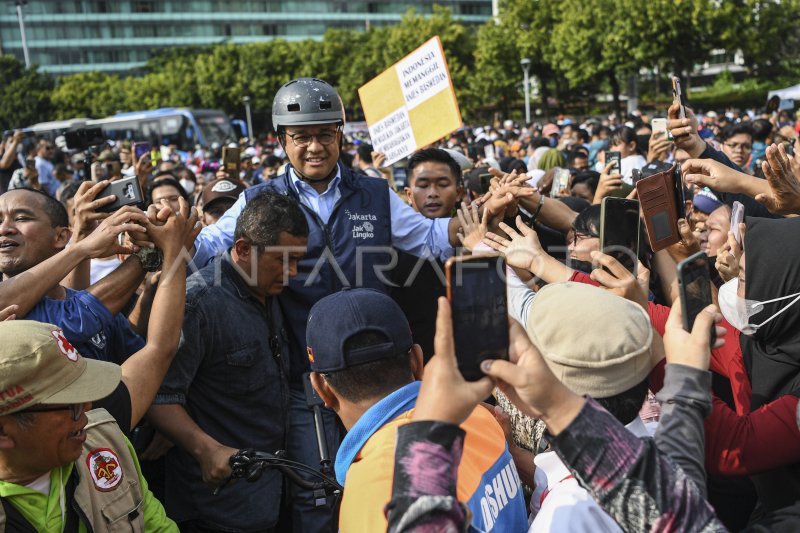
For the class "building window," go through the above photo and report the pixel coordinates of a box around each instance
[133,1,155,13]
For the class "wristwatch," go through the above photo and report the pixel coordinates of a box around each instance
[133,247,163,272]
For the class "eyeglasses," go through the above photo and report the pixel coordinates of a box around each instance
[723,142,752,152]
[285,131,338,147]
[20,403,85,421]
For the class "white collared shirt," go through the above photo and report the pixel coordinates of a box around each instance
[528,417,653,532]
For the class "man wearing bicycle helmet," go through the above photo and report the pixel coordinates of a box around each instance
[192,78,513,533]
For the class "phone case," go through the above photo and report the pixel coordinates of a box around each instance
[731,201,744,246]
[97,176,144,213]
[635,164,682,252]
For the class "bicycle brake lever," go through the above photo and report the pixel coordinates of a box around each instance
[212,475,232,496]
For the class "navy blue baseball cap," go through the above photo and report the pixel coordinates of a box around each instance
[306,289,413,373]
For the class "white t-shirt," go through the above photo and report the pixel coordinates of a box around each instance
[90,257,122,285]
[595,154,647,185]
[528,417,654,532]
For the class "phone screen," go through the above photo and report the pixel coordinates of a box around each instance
[600,198,640,274]
[678,252,715,344]
[446,255,509,381]
[134,142,151,160]
[606,151,621,175]
[478,173,492,194]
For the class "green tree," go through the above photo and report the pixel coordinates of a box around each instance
[489,0,564,120]
[194,44,245,114]
[721,0,800,81]
[0,56,53,130]
[616,0,720,83]
[468,20,520,120]
[50,72,126,119]
[550,0,633,116]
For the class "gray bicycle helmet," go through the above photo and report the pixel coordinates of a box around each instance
[272,78,345,129]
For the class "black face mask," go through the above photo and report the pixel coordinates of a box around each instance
[566,259,594,274]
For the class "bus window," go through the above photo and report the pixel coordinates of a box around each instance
[194,111,235,147]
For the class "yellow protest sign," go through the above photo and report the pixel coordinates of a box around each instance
[358,36,462,165]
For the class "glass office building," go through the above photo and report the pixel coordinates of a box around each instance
[0,1,492,74]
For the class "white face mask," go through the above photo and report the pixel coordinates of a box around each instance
[179,179,196,194]
[718,278,800,336]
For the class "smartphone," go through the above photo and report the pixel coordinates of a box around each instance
[636,163,685,252]
[730,201,744,246]
[134,142,151,160]
[600,198,641,275]
[478,172,492,195]
[606,151,621,175]
[672,76,688,119]
[222,146,240,178]
[677,252,716,345]
[651,118,668,139]
[445,254,509,381]
[550,168,570,198]
[96,175,144,213]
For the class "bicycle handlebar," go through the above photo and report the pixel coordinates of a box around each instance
[213,448,343,496]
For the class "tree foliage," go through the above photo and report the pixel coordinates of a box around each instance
[0,56,53,131]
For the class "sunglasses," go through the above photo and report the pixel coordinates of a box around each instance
[20,403,85,421]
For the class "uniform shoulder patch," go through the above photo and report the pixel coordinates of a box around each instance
[86,447,124,491]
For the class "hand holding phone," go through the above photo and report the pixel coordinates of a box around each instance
[445,254,509,381]
[677,252,716,346]
[134,142,151,161]
[95,175,145,213]
[606,151,622,175]
[550,168,570,198]
[651,118,668,139]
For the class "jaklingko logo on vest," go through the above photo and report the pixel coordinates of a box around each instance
[345,210,377,239]
[86,447,124,492]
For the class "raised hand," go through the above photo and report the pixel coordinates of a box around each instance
[483,216,545,272]
[71,181,114,241]
[647,132,672,162]
[456,201,488,252]
[74,206,149,258]
[715,226,743,283]
[756,143,800,215]
[593,161,624,204]
[589,251,650,311]
[683,158,749,193]
[663,297,726,370]
[666,219,701,263]
[413,297,496,425]
[667,102,705,158]
[145,197,200,257]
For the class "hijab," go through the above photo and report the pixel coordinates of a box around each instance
[741,216,800,410]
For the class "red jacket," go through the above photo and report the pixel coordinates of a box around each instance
[569,270,800,475]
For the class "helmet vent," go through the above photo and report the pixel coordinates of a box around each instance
[287,103,301,112]
[319,101,332,110]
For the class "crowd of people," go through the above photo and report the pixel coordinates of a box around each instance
[0,73,799,533]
